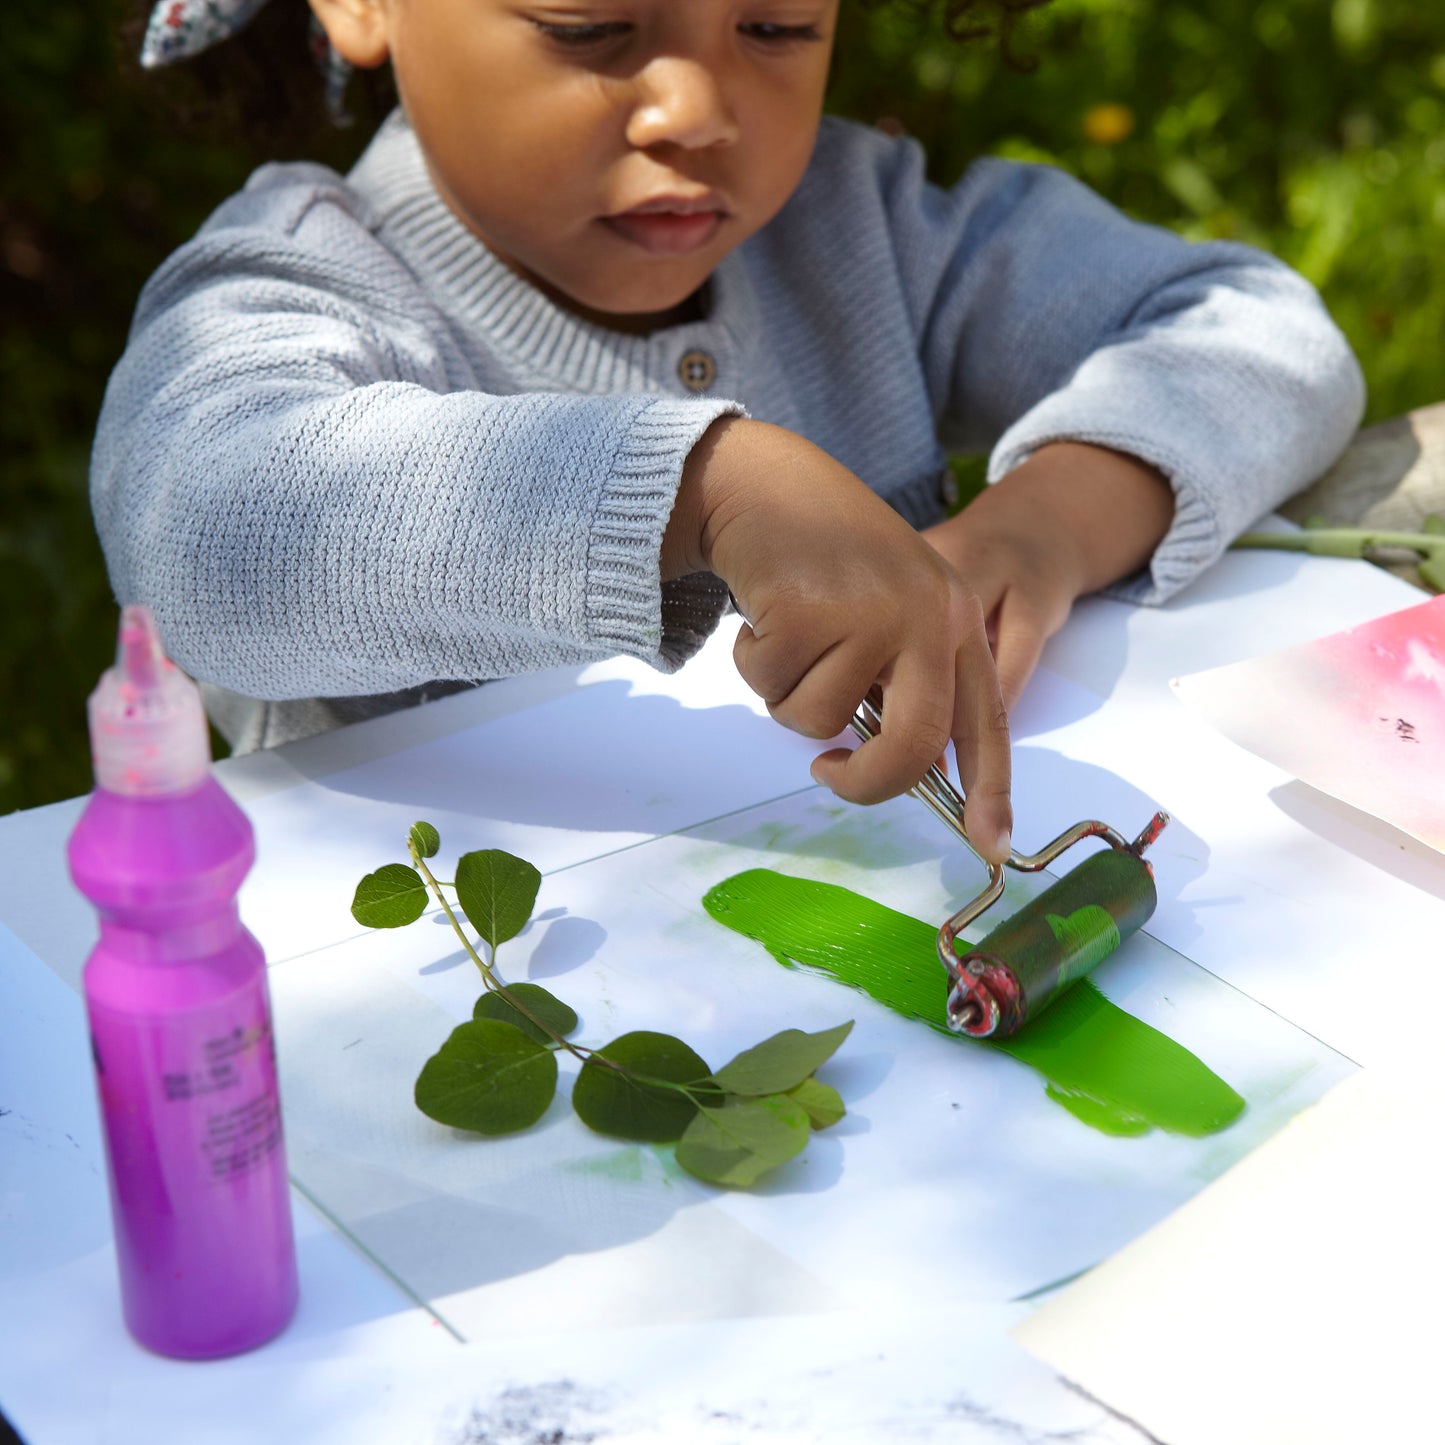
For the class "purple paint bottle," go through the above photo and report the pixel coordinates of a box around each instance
[67,604,298,1358]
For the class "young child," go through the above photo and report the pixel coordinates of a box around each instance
[94,0,1365,866]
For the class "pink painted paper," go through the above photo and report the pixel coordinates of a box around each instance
[1172,594,1445,852]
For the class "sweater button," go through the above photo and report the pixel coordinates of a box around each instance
[677,349,717,393]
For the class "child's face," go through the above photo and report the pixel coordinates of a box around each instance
[337,0,838,331]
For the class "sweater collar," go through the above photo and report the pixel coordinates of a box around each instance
[346,109,760,389]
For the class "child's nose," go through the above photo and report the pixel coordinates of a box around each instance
[625,58,742,152]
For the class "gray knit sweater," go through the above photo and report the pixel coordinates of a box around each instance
[91,111,1364,750]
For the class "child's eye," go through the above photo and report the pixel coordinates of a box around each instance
[532,20,632,49]
[739,22,824,46]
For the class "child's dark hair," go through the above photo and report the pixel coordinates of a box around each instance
[119,0,1056,156]
[119,0,395,159]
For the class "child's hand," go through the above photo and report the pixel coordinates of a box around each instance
[665,418,1013,864]
[922,443,1176,709]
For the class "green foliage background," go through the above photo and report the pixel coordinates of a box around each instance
[3,0,1443,813]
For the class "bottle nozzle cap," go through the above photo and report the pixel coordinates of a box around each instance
[88,604,211,796]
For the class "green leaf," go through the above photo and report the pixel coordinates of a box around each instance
[351,863,428,928]
[709,1021,853,1097]
[473,983,579,1044]
[1422,513,1445,537]
[414,1020,557,1135]
[455,849,542,950]
[675,1095,812,1187]
[409,820,441,858]
[572,1032,713,1142]
[787,1077,846,1130]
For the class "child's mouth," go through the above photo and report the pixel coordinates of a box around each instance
[602,210,724,256]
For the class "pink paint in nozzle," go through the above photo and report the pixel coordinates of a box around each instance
[88,603,210,796]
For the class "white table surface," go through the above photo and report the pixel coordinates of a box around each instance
[3,534,1441,1443]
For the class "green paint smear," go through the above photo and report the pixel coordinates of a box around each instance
[702,869,1245,1139]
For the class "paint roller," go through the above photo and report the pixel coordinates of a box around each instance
[849,693,1168,1039]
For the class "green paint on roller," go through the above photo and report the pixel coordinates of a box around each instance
[1046,905,1120,985]
[702,868,1245,1138]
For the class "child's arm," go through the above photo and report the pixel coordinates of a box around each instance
[90,178,744,699]
[923,442,1175,708]
[90,174,1012,849]
[824,126,1365,701]
[664,417,1013,862]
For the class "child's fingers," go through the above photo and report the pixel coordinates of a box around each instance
[730,612,825,711]
[990,597,1049,713]
[810,647,955,805]
[951,632,1013,865]
[992,580,1078,713]
[762,638,880,741]
[733,609,884,741]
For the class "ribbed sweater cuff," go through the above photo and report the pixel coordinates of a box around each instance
[989,414,1223,608]
[589,395,745,663]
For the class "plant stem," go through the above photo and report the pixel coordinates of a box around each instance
[404,842,726,1098]
[1232,526,1445,592]
[1232,528,1441,560]
[406,840,605,1068]
[408,844,499,985]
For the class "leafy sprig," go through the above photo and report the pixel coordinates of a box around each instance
[350,824,852,1187]
[1232,512,1445,592]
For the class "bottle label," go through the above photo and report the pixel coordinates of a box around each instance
[156,1024,282,1182]
[91,988,285,1193]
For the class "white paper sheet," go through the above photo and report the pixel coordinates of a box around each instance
[1013,1066,1443,1445]
[0,921,110,1276]
[267,783,1353,1339]
[239,674,818,966]
[98,1303,1152,1445]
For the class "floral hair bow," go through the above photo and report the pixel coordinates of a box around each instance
[140,0,355,123]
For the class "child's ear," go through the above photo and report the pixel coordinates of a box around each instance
[308,0,392,69]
